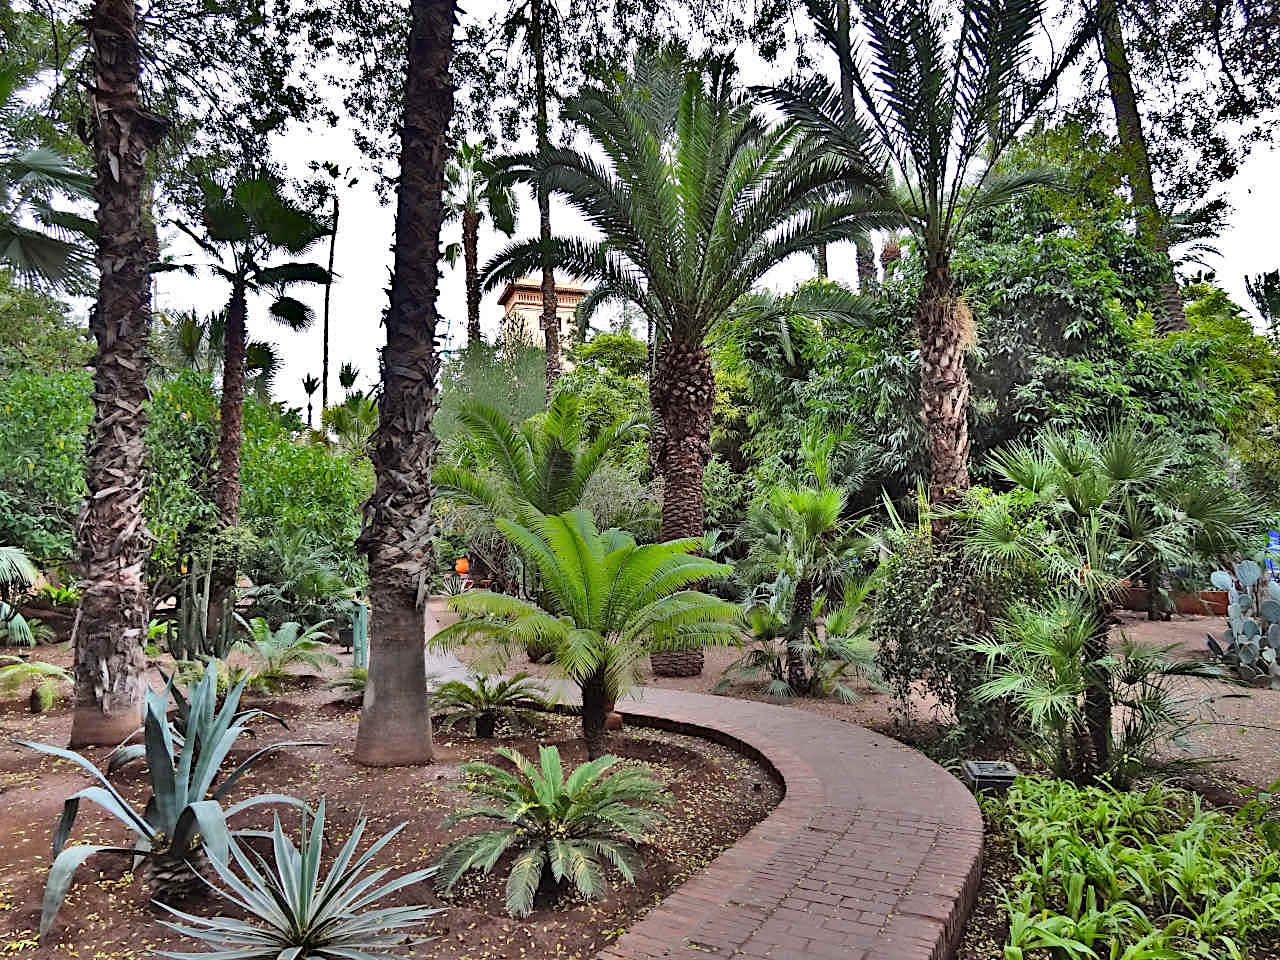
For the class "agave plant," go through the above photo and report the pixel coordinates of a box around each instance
[432,673,551,739]
[18,665,319,936]
[155,800,441,960]
[434,745,669,917]
[234,616,338,691]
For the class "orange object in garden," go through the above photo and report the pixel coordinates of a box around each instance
[455,557,470,576]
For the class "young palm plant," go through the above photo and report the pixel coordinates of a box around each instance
[233,616,338,691]
[768,0,1096,505]
[483,50,892,545]
[0,543,39,646]
[433,672,551,738]
[156,800,441,959]
[444,140,518,345]
[434,745,668,916]
[18,664,315,936]
[432,510,739,757]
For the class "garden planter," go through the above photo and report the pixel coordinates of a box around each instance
[650,650,704,677]
[1122,588,1228,616]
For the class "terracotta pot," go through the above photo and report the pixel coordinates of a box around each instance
[1123,587,1228,616]
[604,705,623,731]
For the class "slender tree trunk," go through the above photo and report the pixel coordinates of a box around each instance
[70,0,168,747]
[918,247,971,507]
[813,244,828,278]
[785,577,814,695]
[581,668,609,759]
[463,208,481,344]
[323,193,338,411]
[306,399,313,428]
[855,235,877,293]
[531,0,560,398]
[1098,0,1186,334]
[215,282,248,525]
[354,0,455,766]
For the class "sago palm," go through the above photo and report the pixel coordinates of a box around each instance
[432,510,739,757]
[444,140,517,345]
[484,50,893,543]
[769,0,1096,505]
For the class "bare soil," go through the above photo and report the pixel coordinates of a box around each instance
[0,672,779,960]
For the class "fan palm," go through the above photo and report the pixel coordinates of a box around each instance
[175,173,331,527]
[323,391,378,455]
[444,140,517,345]
[156,310,283,399]
[483,50,893,543]
[768,0,1096,506]
[301,373,319,427]
[0,544,39,647]
[0,147,95,292]
[434,391,644,519]
[432,510,739,757]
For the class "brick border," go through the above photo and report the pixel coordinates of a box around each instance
[597,689,984,960]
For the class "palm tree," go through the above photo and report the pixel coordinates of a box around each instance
[323,392,378,455]
[769,0,1095,508]
[485,51,891,546]
[71,0,169,746]
[301,373,319,428]
[433,510,739,757]
[156,311,282,398]
[175,173,330,526]
[434,391,644,519]
[444,141,517,346]
[315,162,357,410]
[0,147,96,292]
[354,0,456,767]
[338,360,360,395]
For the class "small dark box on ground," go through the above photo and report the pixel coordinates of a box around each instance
[961,760,1019,793]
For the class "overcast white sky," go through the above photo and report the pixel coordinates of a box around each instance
[151,12,1280,415]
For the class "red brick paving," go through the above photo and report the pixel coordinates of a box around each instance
[598,688,983,960]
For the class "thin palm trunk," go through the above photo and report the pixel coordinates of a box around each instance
[354,0,456,766]
[855,235,877,293]
[531,0,560,398]
[70,0,168,746]
[918,248,970,506]
[813,244,828,277]
[785,577,814,694]
[1098,0,1185,334]
[322,193,338,411]
[215,281,248,525]
[581,667,609,759]
[463,208,481,344]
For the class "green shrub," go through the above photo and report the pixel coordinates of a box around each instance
[233,616,338,691]
[432,672,551,738]
[434,745,669,917]
[989,778,1280,959]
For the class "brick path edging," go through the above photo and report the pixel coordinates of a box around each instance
[597,688,984,960]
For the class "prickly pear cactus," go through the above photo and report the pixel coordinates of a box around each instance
[1208,561,1280,689]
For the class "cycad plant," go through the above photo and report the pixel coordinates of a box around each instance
[483,48,891,543]
[769,0,1095,505]
[434,745,668,917]
[434,391,644,520]
[233,616,338,691]
[18,664,314,936]
[444,140,517,345]
[433,510,739,756]
[433,672,551,738]
[157,800,441,960]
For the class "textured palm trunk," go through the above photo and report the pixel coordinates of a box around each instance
[650,337,714,677]
[1082,610,1112,780]
[855,236,877,293]
[323,192,338,411]
[581,668,609,759]
[1098,0,1185,334]
[531,0,560,398]
[785,577,814,695]
[463,208,481,344]
[354,0,456,767]
[214,281,248,525]
[70,0,167,747]
[813,244,828,278]
[917,248,971,508]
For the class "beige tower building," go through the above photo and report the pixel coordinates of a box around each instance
[497,276,590,349]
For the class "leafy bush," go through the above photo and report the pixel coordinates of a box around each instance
[158,800,441,959]
[989,778,1280,959]
[0,655,70,705]
[233,616,338,691]
[434,745,669,917]
[433,672,551,738]
[18,664,316,934]
[241,529,359,629]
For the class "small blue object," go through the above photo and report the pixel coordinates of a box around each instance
[1269,531,1280,574]
[352,601,369,669]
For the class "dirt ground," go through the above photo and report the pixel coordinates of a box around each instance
[0,671,779,960]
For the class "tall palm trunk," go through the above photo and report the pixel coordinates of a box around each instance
[214,281,248,525]
[785,577,814,695]
[463,208,481,344]
[1098,0,1185,334]
[531,0,560,398]
[70,0,168,746]
[322,192,338,411]
[354,0,456,766]
[918,247,970,506]
[855,235,877,293]
[813,244,828,277]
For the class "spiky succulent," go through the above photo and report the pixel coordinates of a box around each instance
[434,745,669,917]
[154,800,441,960]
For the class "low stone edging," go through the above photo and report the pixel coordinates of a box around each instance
[596,688,984,960]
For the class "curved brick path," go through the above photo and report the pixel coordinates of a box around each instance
[599,688,984,960]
